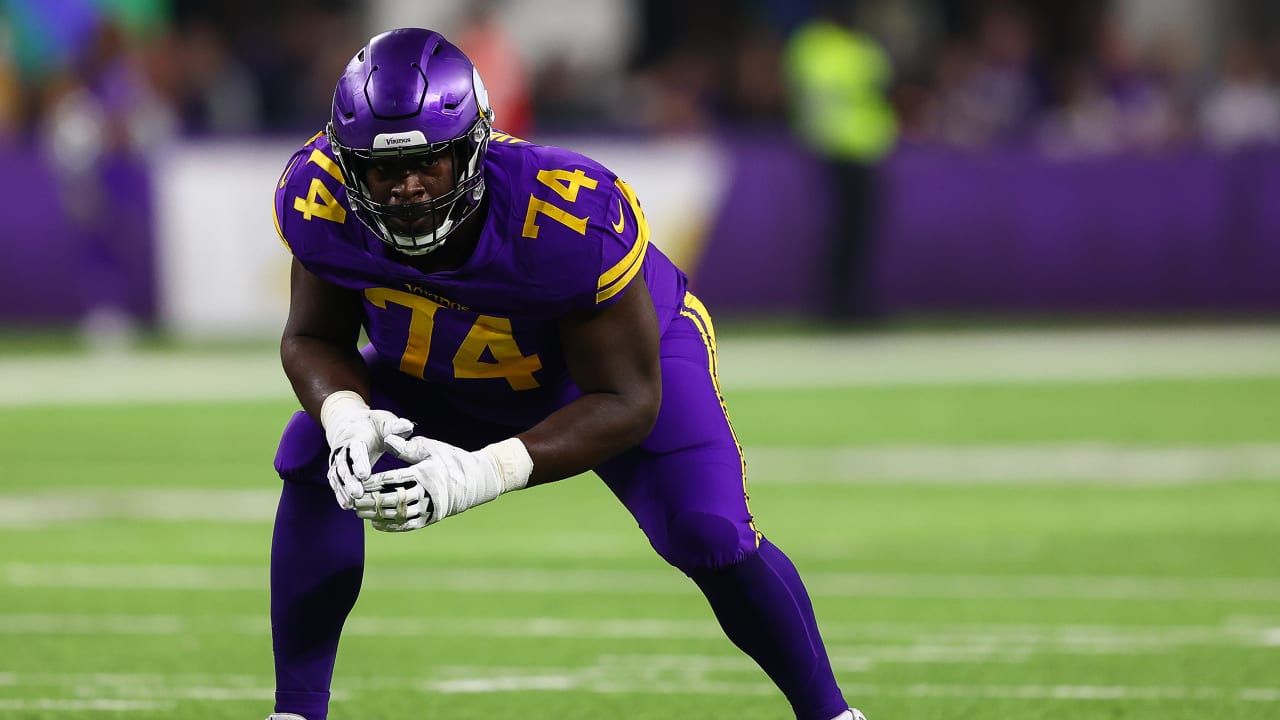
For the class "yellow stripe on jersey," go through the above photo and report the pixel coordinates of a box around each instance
[272,198,290,251]
[596,179,650,304]
[308,148,344,183]
[273,153,301,250]
[277,154,300,189]
[678,291,761,545]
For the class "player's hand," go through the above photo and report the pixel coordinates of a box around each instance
[356,466,434,532]
[355,435,532,532]
[321,391,414,509]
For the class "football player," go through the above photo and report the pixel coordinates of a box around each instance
[266,27,866,720]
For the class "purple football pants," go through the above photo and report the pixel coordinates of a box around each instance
[269,292,848,720]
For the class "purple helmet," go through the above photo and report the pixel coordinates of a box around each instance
[327,28,494,255]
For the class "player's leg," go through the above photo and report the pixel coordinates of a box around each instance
[269,345,520,720]
[270,410,361,720]
[594,292,856,720]
[268,347,427,720]
[597,451,851,720]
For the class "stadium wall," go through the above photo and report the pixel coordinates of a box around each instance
[2,136,1278,336]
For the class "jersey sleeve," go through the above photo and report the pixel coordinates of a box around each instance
[493,143,651,315]
[271,133,381,289]
[593,176,651,308]
[271,148,307,255]
[273,131,354,259]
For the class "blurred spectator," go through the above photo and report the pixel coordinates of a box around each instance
[0,14,18,139]
[783,0,897,323]
[626,46,718,134]
[1095,18,1184,151]
[1035,60,1126,158]
[621,0,730,134]
[2,0,101,81]
[532,50,624,133]
[455,0,532,138]
[1036,17,1186,158]
[931,2,1040,149]
[723,20,789,126]
[2,1,1280,160]
[36,11,175,349]
[252,5,363,134]
[1198,35,1280,151]
[168,19,261,135]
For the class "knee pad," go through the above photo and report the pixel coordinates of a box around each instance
[273,410,328,484]
[657,510,756,576]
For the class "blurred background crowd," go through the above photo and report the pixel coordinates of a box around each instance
[2,0,1279,345]
[3,0,1280,153]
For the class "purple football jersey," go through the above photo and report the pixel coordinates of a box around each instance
[273,131,688,425]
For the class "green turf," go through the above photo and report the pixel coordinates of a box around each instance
[2,375,1278,719]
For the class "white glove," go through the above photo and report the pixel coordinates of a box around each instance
[321,390,414,509]
[354,435,532,532]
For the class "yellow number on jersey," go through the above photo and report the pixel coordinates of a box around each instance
[293,178,348,224]
[292,148,348,224]
[453,316,542,390]
[521,168,599,238]
[365,288,542,389]
[365,288,440,377]
[537,168,597,202]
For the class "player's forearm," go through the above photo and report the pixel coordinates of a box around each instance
[516,390,659,485]
[280,334,371,421]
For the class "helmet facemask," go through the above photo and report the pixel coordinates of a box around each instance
[328,113,491,256]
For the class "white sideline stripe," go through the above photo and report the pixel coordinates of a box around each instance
[748,444,1280,485]
[719,326,1280,389]
[2,326,1278,406]
[6,564,1280,601]
[0,614,1275,659]
[0,352,290,407]
[1,669,1277,704]
[0,489,279,526]
[2,444,1278,528]
[433,676,1280,702]
[0,699,172,712]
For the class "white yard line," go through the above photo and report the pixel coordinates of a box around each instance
[1,325,1278,406]
[1,444,1277,528]
[0,668,1276,705]
[0,352,289,407]
[430,675,1280,702]
[0,699,173,712]
[1,613,1274,652]
[720,325,1280,389]
[6,564,1280,602]
[746,444,1280,485]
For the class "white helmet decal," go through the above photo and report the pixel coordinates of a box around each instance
[473,67,493,121]
[372,130,429,149]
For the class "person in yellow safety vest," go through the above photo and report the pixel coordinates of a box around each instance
[784,2,898,324]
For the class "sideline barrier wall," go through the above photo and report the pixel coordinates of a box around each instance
[2,136,1277,334]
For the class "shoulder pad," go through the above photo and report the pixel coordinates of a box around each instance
[273,132,353,256]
